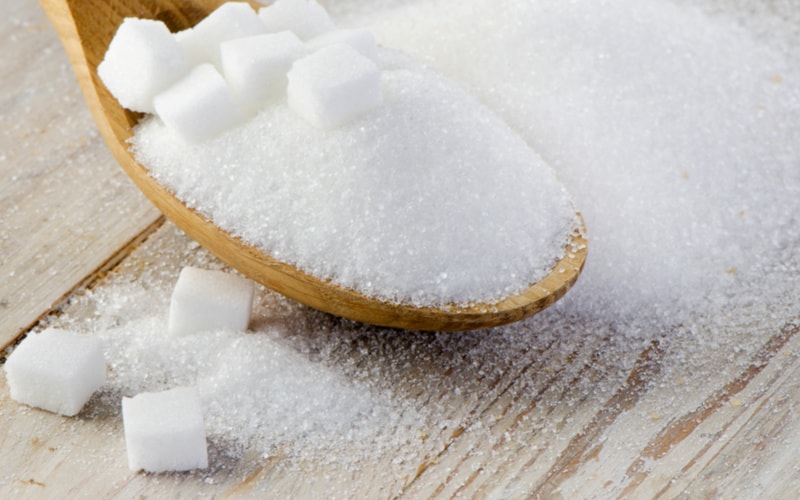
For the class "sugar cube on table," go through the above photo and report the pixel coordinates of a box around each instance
[306,28,379,62]
[258,0,335,40]
[122,387,208,472]
[4,328,105,416]
[287,44,382,128]
[168,266,255,336]
[221,31,307,110]
[98,17,190,113]
[176,1,266,68]
[153,64,244,144]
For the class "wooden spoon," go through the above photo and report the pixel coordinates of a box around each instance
[39,0,587,331]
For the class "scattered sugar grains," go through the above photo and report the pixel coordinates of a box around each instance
[63,270,429,464]
[132,49,578,306]
[331,0,800,323]
[28,0,800,477]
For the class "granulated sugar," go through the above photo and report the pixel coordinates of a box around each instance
[331,0,800,324]
[54,234,434,467]
[132,50,578,306]
[21,0,800,481]
[128,0,800,464]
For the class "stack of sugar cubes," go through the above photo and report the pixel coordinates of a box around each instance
[4,267,255,473]
[98,0,382,143]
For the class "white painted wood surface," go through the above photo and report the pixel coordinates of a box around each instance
[2,1,799,498]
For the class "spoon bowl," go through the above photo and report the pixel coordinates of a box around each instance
[40,0,587,331]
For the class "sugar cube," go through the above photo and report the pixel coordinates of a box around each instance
[4,328,105,416]
[307,28,379,62]
[221,31,307,110]
[287,44,382,128]
[176,1,266,68]
[168,266,255,336]
[258,0,335,40]
[122,387,208,472]
[98,18,190,113]
[153,64,244,144]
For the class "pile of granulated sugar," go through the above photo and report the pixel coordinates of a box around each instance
[330,0,800,325]
[132,49,578,307]
[52,234,438,468]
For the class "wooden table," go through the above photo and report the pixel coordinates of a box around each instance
[2,0,800,497]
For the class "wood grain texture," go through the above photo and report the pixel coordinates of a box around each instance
[3,0,800,498]
[39,0,587,331]
[0,0,161,350]
[3,223,799,498]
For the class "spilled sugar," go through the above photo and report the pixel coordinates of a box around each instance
[18,0,800,480]
[52,231,438,468]
[93,285,427,464]
[131,49,578,307]
[331,0,800,324]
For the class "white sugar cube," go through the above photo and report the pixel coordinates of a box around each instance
[258,0,334,40]
[122,387,208,472]
[98,18,190,113]
[307,28,378,62]
[153,64,244,144]
[221,31,307,110]
[4,328,105,416]
[176,1,266,68]
[287,45,382,128]
[168,266,255,336]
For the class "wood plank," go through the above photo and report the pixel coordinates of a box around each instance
[3,228,800,497]
[3,0,800,498]
[627,326,800,498]
[398,324,800,498]
[0,0,161,349]
[0,224,443,498]
[4,220,799,498]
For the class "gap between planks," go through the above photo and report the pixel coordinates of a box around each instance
[0,216,165,355]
